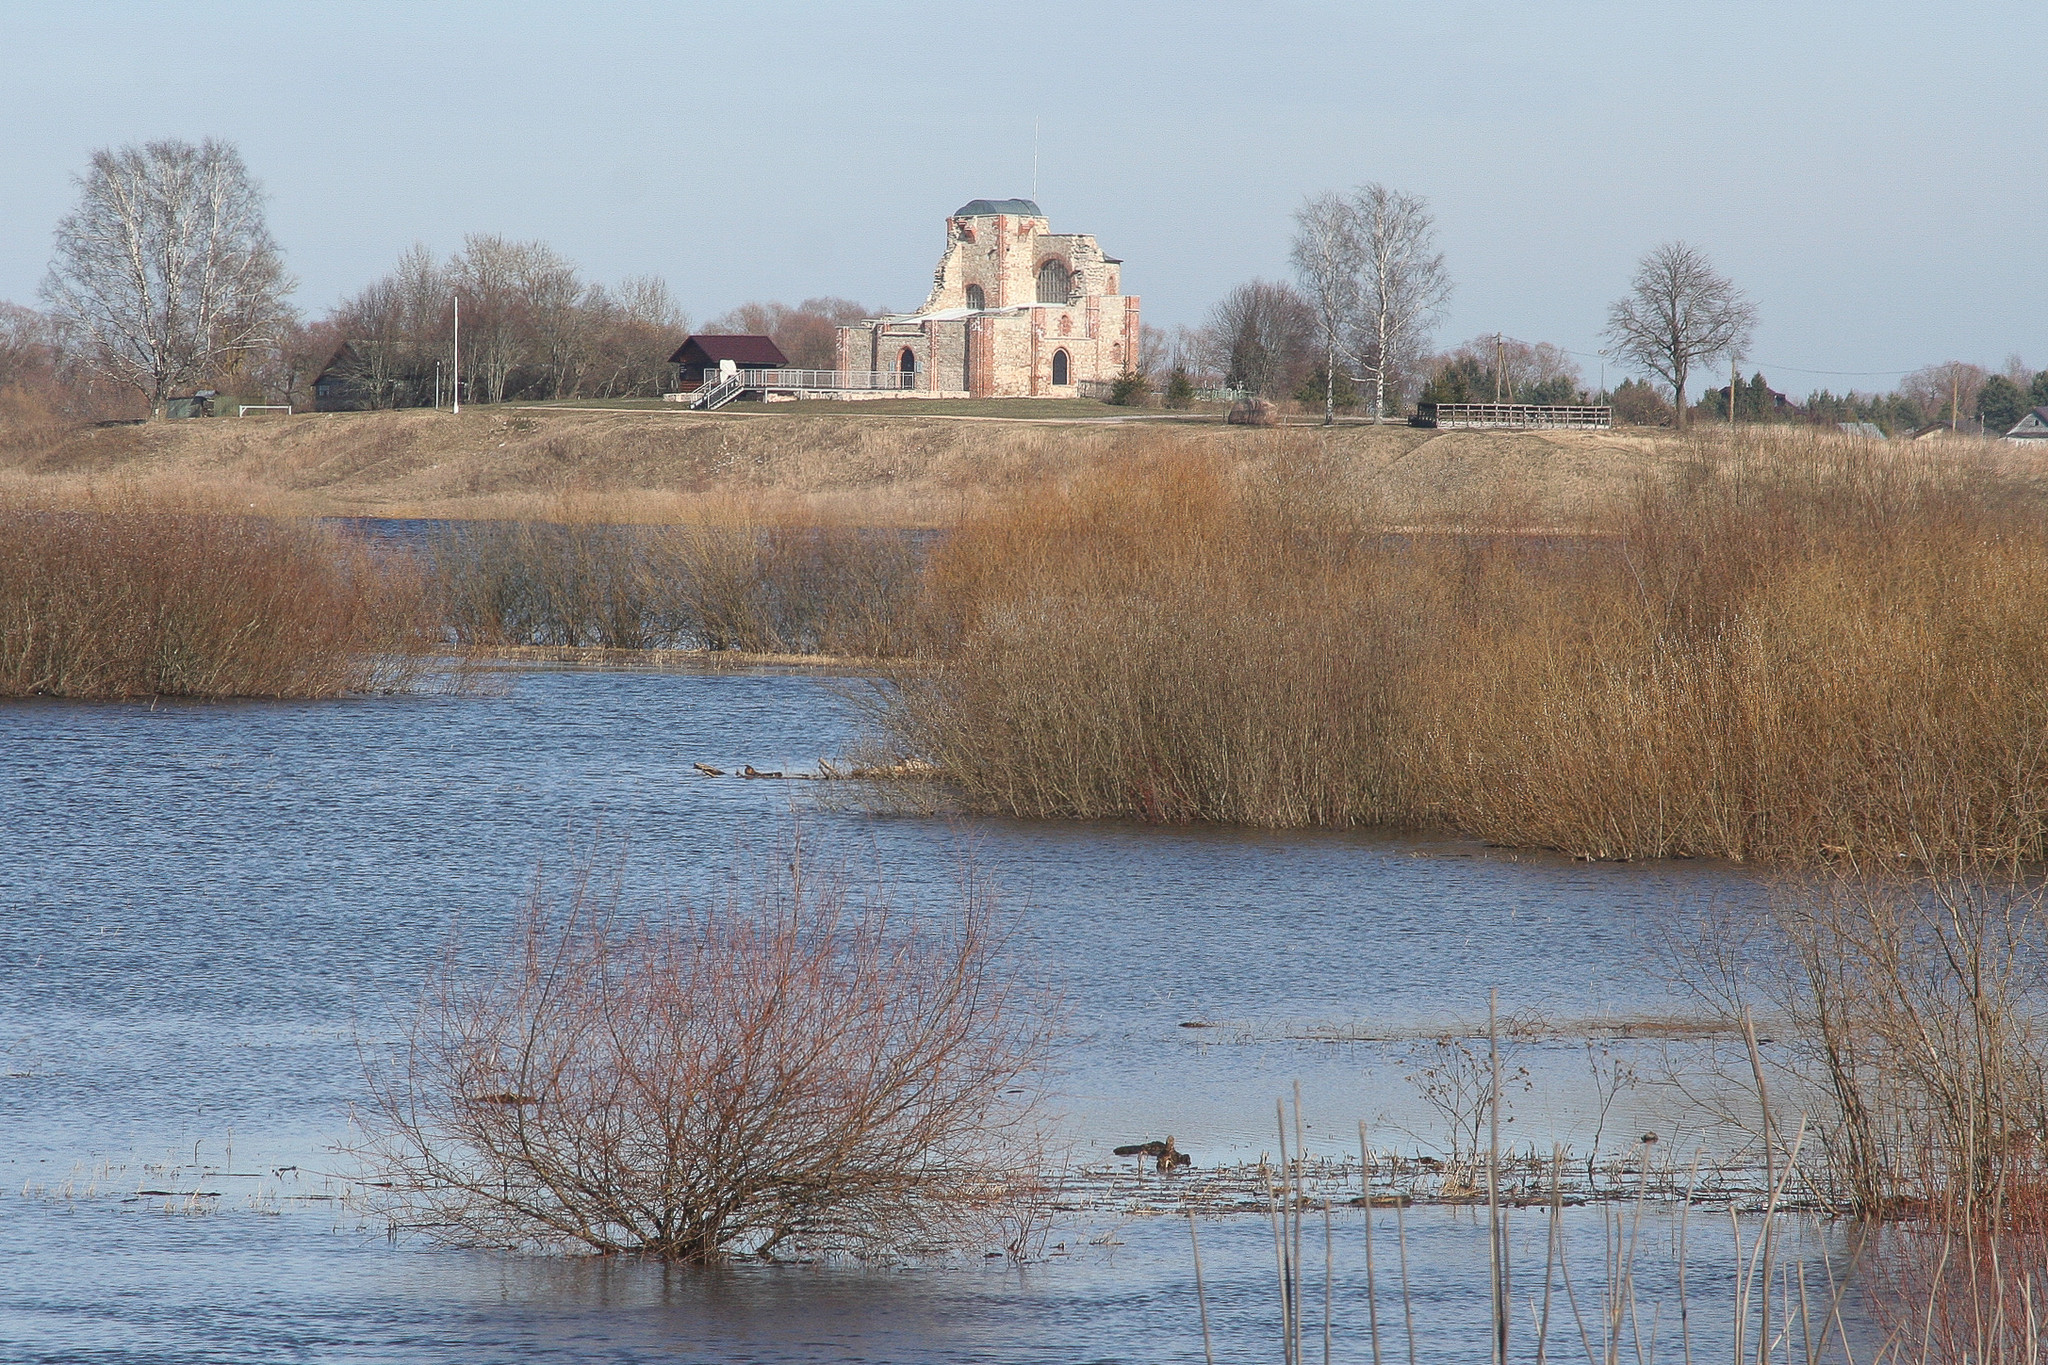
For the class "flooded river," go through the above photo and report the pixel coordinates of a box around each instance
[0,665,1823,1362]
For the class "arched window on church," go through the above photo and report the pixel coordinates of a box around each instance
[1036,259,1071,304]
[1051,349,1070,386]
[965,284,985,311]
[899,347,918,388]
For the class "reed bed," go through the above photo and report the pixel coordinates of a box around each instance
[1202,1018,2046,1365]
[430,508,927,656]
[876,427,2048,865]
[0,491,433,699]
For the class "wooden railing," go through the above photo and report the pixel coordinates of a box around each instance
[1416,403,1613,430]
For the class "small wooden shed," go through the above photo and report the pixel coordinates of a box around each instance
[667,335,789,390]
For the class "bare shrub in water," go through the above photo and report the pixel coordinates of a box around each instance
[355,846,1052,1262]
[0,494,431,698]
[432,519,667,649]
[432,510,925,655]
[655,519,927,655]
[1682,866,2048,1216]
[877,428,2048,863]
[1674,865,2048,1361]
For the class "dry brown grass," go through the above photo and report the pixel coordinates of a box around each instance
[0,486,433,699]
[876,426,2048,864]
[430,493,927,655]
[0,402,1835,528]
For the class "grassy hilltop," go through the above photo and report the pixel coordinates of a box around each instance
[1,401,1748,527]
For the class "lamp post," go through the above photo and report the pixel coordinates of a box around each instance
[451,294,461,416]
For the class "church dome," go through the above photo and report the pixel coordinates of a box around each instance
[952,198,1043,218]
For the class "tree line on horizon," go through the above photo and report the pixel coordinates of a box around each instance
[0,136,2038,436]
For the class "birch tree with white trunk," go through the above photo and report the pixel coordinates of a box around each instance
[41,138,294,415]
[1290,191,1365,426]
[1353,183,1451,423]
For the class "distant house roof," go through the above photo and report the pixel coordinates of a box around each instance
[2005,406,2048,441]
[1914,419,1992,439]
[952,197,1043,218]
[1838,421,1886,440]
[667,334,788,368]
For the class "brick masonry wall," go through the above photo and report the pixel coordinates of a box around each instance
[836,206,1140,398]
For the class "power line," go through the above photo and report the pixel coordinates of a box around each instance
[1550,344,1916,378]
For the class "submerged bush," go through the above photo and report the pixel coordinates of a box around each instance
[0,500,431,698]
[431,517,926,656]
[355,844,1051,1262]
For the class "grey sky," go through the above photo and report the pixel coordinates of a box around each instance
[3,0,2040,396]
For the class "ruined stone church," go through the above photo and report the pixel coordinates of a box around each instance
[836,199,1139,398]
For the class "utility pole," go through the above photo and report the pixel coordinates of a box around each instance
[1730,355,1739,425]
[451,294,461,416]
[1493,332,1505,402]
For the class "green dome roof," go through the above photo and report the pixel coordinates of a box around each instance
[953,198,1043,218]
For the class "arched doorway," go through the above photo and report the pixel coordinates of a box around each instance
[898,347,918,389]
[1051,349,1069,386]
[965,284,985,311]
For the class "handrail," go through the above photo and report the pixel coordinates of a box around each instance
[689,372,747,410]
[691,369,916,409]
[1419,403,1613,430]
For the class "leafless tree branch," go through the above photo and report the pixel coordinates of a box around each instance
[40,138,295,413]
[352,838,1056,1263]
[1601,241,1757,430]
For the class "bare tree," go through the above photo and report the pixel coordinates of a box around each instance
[1601,241,1757,430]
[514,241,586,399]
[708,297,879,370]
[584,275,689,398]
[1290,191,1364,425]
[450,234,526,404]
[1903,360,1988,432]
[41,138,294,415]
[1353,183,1452,422]
[354,842,1053,1263]
[1205,279,1314,399]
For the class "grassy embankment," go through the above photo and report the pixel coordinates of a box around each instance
[0,401,1714,526]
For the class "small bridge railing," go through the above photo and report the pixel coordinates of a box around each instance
[690,369,917,410]
[1417,403,1613,430]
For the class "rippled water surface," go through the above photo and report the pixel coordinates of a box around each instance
[1,667,1789,1362]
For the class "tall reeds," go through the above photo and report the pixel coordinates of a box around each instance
[876,428,2048,865]
[431,505,927,656]
[0,492,432,698]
